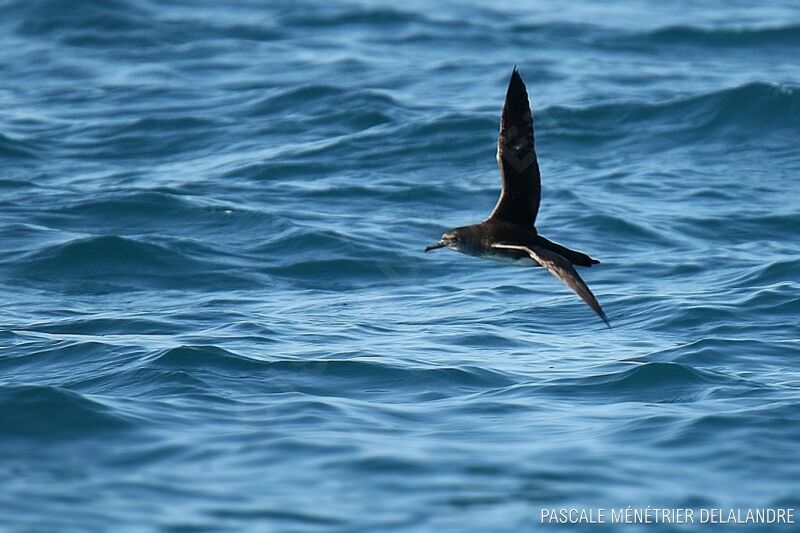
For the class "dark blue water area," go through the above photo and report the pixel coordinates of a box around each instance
[1,0,800,530]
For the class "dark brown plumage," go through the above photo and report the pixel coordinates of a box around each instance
[425,68,609,326]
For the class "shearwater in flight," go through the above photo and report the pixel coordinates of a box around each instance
[425,68,610,326]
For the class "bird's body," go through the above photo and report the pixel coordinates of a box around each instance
[437,221,599,268]
[425,68,610,326]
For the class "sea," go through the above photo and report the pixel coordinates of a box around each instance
[1,0,799,531]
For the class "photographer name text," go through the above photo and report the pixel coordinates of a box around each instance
[541,507,794,525]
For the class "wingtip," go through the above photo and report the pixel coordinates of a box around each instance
[598,310,611,328]
[505,67,527,101]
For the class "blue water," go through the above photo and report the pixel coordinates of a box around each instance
[2,0,799,530]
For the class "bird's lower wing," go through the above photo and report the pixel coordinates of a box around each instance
[492,243,610,327]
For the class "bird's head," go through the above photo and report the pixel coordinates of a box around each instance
[425,227,472,253]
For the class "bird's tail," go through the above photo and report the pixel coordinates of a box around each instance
[537,236,599,267]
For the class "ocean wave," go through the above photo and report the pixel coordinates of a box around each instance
[13,0,155,46]
[0,384,132,438]
[734,283,800,312]
[364,112,495,170]
[243,85,403,137]
[410,112,494,140]
[720,213,799,243]
[239,88,489,168]
[612,24,800,50]
[574,213,674,247]
[29,317,178,335]
[247,84,403,116]
[22,235,197,272]
[70,367,214,399]
[0,132,37,159]
[16,235,253,291]
[58,190,194,219]
[14,1,287,49]
[45,199,279,258]
[278,6,422,28]
[149,345,269,372]
[264,359,515,391]
[246,224,431,284]
[640,337,798,369]
[669,400,800,450]
[141,346,515,394]
[509,21,614,46]
[544,82,800,147]
[263,257,423,286]
[661,303,740,330]
[246,84,347,115]
[208,506,343,528]
[64,115,222,160]
[49,190,271,235]
[250,224,419,259]
[729,259,800,289]
[539,362,736,403]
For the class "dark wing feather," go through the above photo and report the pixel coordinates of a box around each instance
[492,243,610,327]
[487,68,541,228]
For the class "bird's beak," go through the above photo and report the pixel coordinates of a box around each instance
[425,241,445,252]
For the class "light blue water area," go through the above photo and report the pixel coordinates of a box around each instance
[1,0,799,530]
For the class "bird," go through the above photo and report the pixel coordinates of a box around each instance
[425,67,610,327]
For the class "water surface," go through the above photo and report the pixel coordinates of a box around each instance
[1,0,799,530]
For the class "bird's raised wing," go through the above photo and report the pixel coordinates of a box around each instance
[487,68,541,228]
[492,243,610,327]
